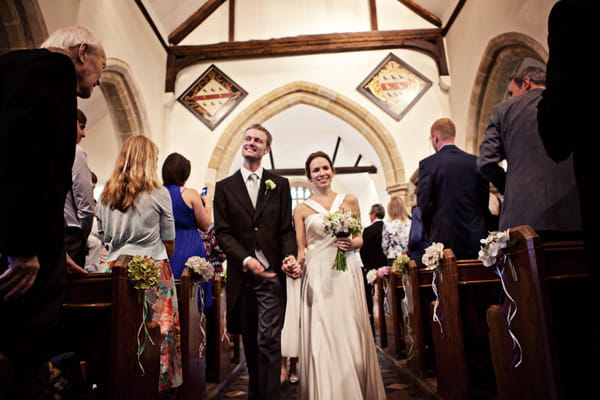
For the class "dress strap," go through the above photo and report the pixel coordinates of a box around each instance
[332,193,346,211]
[303,199,328,214]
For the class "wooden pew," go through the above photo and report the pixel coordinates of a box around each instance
[374,276,388,349]
[58,255,161,399]
[387,271,406,360]
[430,250,500,399]
[176,267,206,400]
[205,275,240,383]
[486,225,591,400]
[403,260,436,379]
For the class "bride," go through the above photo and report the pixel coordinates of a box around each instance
[294,151,386,400]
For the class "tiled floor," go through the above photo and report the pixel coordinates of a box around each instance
[209,351,434,400]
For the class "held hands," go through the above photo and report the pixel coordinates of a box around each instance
[0,255,40,300]
[282,255,302,279]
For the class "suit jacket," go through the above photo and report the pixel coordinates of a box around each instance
[214,169,297,334]
[478,88,581,232]
[417,145,489,259]
[360,220,387,270]
[0,49,76,353]
[0,48,76,276]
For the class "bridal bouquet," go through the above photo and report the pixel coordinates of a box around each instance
[323,208,362,271]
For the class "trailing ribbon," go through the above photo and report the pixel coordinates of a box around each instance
[497,255,523,367]
[382,278,391,317]
[432,268,444,335]
[136,290,155,376]
[198,286,207,358]
[401,271,415,360]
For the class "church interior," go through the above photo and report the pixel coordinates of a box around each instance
[1,1,592,399]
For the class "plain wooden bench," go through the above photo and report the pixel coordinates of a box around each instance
[430,250,500,399]
[486,225,591,400]
[58,254,161,399]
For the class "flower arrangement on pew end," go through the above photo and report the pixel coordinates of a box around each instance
[185,256,215,286]
[127,255,160,292]
[478,229,517,268]
[391,254,410,275]
[422,242,445,333]
[126,255,160,373]
[478,229,522,367]
[323,208,362,271]
[185,256,215,358]
[422,242,444,270]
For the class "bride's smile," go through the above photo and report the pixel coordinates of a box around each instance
[309,157,334,189]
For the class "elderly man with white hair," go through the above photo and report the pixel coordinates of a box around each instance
[0,25,105,400]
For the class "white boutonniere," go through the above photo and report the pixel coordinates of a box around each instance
[264,179,276,195]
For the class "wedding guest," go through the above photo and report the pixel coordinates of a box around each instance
[64,109,94,273]
[381,196,412,265]
[162,152,213,308]
[295,151,385,399]
[360,203,388,330]
[0,25,105,400]
[97,136,182,397]
[84,172,108,272]
[417,118,489,259]
[280,268,301,385]
[478,66,581,240]
[201,223,226,274]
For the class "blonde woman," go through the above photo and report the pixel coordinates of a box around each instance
[96,136,182,397]
[382,196,412,265]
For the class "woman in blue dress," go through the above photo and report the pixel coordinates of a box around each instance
[162,153,213,308]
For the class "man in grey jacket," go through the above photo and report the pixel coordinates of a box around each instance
[64,109,94,271]
[477,66,581,240]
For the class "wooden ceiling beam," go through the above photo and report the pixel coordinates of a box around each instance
[165,28,448,92]
[168,0,227,45]
[397,0,442,27]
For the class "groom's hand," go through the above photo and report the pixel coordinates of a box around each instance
[282,255,302,279]
[245,257,276,278]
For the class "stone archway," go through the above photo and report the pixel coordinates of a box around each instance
[0,0,47,53]
[205,81,406,197]
[466,32,547,153]
[100,58,151,142]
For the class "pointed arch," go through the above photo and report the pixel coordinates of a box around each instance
[0,0,47,53]
[205,81,407,196]
[466,32,547,153]
[100,58,151,142]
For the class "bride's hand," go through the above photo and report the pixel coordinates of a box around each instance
[335,237,353,252]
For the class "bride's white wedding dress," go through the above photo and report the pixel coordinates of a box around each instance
[299,194,386,400]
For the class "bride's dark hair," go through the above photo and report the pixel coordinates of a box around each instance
[304,151,335,179]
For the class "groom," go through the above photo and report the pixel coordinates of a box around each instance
[214,123,298,400]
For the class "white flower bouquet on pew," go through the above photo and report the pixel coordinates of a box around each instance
[478,229,515,267]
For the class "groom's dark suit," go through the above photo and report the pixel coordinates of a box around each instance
[214,168,296,399]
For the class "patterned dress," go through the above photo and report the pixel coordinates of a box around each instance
[97,188,183,393]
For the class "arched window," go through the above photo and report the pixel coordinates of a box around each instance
[291,185,313,210]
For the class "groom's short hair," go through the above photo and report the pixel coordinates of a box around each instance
[245,123,272,147]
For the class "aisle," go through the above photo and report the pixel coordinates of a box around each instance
[209,351,433,400]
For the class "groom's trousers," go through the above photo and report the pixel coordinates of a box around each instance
[240,274,284,400]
